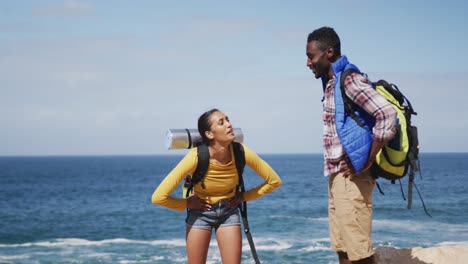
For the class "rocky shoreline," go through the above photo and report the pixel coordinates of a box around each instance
[375,245,468,264]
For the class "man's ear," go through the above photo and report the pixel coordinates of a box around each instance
[205,130,214,140]
[326,46,334,59]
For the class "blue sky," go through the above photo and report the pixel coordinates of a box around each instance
[1,0,468,155]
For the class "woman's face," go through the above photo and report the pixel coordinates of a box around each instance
[206,111,235,144]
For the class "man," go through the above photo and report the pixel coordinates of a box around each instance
[305,27,397,264]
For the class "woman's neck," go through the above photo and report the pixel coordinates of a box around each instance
[208,142,232,165]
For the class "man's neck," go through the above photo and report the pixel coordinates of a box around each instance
[327,55,342,79]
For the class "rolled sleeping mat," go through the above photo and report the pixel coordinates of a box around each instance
[165,128,244,149]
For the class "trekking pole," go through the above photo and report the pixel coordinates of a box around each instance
[407,168,414,209]
[407,125,419,209]
[239,201,261,264]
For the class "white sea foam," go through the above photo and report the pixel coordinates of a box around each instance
[246,237,292,251]
[373,219,468,235]
[373,219,426,231]
[205,250,221,264]
[296,237,331,252]
[298,245,330,252]
[119,256,164,264]
[437,241,468,246]
[202,236,292,252]
[0,251,55,263]
[171,256,189,263]
[148,239,186,247]
[313,217,329,222]
[0,254,30,261]
[270,215,329,222]
[240,236,330,252]
[308,237,330,243]
[84,252,114,259]
[0,238,186,248]
[373,240,398,248]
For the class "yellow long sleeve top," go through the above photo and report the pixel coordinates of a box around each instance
[151,143,282,211]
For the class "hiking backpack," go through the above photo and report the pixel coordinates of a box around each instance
[340,70,430,216]
[184,141,261,264]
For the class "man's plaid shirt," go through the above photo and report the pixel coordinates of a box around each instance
[322,72,397,176]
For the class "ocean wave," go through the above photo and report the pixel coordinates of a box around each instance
[308,237,330,243]
[270,215,328,222]
[373,219,468,233]
[373,219,425,231]
[120,256,165,264]
[0,238,186,248]
[298,245,330,252]
[244,237,292,251]
[0,254,30,261]
[0,236,332,254]
[0,253,171,264]
[240,236,331,252]
[0,251,57,262]
[372,240,468,249]
[437,241,468,246]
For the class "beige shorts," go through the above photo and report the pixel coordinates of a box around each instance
[328,171,375,261]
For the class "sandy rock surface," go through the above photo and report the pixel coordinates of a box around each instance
[375,245,468,264]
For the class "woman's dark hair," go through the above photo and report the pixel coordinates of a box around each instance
[307,26,341,57]
[198,108,220,145]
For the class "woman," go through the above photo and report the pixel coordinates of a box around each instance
[152,108,282,264]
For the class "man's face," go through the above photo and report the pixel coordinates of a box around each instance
[306,41,330,79]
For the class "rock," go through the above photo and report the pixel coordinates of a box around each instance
[375,245,468,264]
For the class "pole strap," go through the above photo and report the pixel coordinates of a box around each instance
[239,202,261,264]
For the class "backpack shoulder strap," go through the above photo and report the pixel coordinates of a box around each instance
[340,68,359,88]
[192,144,209,189]
[192,142,246,189]
[340,68,365,127]
[232,142,246,182]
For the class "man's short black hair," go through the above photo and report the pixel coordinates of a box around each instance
[307,26,341,57]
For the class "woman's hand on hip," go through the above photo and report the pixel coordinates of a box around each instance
[228,193,244,208]
[186,195,211,211]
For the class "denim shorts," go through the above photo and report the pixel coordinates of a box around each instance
[186,199,241,230]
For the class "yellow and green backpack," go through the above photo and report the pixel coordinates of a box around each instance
[370,79,419,182]
[341,71,430,215]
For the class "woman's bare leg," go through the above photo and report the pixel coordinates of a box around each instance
[186,226,212,264]
[216,225,242,264]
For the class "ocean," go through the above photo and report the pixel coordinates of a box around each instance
[1,153,467,264]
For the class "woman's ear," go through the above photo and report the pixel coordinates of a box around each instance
[205,130,214,140]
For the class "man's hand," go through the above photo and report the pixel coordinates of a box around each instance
[361,138,385,174]
[341,158,356,178]
[360,157,375,174]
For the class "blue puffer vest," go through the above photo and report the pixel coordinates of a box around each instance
[322,56,374,173]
